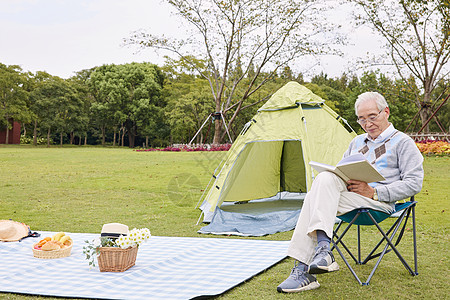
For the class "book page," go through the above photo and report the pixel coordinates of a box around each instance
[310,153,385,183]
[336,161,385,182]
[336,153,366,166]
[309,161,350,182]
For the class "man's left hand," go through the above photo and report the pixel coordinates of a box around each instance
[347,180,375,199]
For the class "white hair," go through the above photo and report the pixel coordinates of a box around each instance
[354,92,389,115]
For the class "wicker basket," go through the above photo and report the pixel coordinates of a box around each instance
[32,242,73,259]
[97,245,138,272]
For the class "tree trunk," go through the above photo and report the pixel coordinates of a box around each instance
[126,122,136,148]
[212,102,223,145]
[60,132,63,147]
[419,106,432,133]
[113,128,117,146]
[47,128,51,147]
[5,125,9,145]
[121,128,126,147]
[145,136,149,148]
[33,120,38,146]
[128,132,135,148]
[70,132,74,145]
[419,91,433,133]
[78,135,82,146]
[101,126,106,146]
[84,135,87,145]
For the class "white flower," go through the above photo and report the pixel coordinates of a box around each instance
[93,238,101,248]
[141,228,151,240]
[116,234,132,249]
[114,228,151,249]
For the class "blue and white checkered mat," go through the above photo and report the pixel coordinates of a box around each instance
[0,232,289,299]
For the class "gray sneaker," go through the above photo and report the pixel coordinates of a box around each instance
[308,246,339,274]
[277,263,320,293]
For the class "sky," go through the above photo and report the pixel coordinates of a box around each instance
[0,0,384,79]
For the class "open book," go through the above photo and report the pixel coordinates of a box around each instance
[309,153,385,183]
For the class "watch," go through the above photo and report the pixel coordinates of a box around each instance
[372,189,379,201]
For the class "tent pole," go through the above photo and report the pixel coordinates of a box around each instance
[195,175,214,209]
[196,211,204,225]
[220,112,233,144]
[189,115,212,146]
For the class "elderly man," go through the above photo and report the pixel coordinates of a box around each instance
[277,92,424,293]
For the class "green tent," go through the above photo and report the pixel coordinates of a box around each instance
[198,82,356,235]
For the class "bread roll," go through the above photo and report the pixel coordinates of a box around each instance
[41,241,61,251]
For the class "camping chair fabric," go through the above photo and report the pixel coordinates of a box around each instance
[332,197,418,285]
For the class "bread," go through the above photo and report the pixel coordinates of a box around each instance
[41,240,61,251]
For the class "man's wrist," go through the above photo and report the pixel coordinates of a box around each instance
[372,188,379,201]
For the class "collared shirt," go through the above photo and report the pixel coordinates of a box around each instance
[365,123,395,143]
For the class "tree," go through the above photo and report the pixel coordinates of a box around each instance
[88,63,165,148]
[126,0,343,144]
[30,74,85,146]
[354,0,450,132]
[70,69,95,145]
[28,71,54,146]
[0,63,30,144]
[165,79,215,144]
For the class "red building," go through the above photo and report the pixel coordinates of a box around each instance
[0,120,21,144]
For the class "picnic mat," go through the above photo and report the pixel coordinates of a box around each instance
[0,231,289,299]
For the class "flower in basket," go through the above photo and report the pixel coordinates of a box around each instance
[83,224,151,268]
[116,228,151,249]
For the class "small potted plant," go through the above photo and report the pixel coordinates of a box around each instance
[83,224,151,272]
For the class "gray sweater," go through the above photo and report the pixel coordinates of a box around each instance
[344,124,424,205]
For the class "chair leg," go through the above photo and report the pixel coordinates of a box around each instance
[333,204,418,286]
[332,238,363,285]
[333,229,360,264]
[333,212,361,264]
[364,213,405,284]
[357,225,361,264]
[362,208,409,264]
[412,205,418,275]
[366,212,416,277]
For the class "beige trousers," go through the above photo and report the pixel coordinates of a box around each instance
[287,171,393,264]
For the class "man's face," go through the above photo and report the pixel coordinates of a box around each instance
[357,99,390,140]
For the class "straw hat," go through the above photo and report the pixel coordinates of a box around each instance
[101,223,129,238]
[0,220,30,242]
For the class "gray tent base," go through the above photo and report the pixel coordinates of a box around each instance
[198,192,347,236]
[198,192,305,236]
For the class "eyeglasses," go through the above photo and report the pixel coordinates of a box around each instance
[357,110,384,125]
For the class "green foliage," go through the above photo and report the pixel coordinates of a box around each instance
[2,61,447,148]
[28,73,86,146]
[20,135,48,145]
[0,63,31,132]
[88,62,167,147]
[346,71,419,132]
[164,78,214,144]
[429,78,450,133]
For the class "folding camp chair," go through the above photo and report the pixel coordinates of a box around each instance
[332,196,418,285]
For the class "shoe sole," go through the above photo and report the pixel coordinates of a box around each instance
[277,281,320,293]
[308,261,339,274]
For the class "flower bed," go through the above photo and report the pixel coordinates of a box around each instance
[415,140,450,156]
[135,144,232,152]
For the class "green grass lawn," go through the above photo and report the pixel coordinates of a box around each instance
[0,145,448,299]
